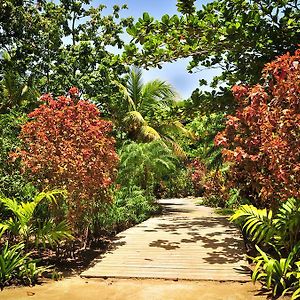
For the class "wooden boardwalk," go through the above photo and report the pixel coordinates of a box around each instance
[81,198,250,281]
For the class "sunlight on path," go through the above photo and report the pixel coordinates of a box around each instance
[81,198,250,281]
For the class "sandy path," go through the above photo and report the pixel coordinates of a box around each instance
[1,276,268,300]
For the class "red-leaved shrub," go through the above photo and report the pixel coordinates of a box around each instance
[215,49,300,206]
[189,158,207,196]
[13,88,119,229]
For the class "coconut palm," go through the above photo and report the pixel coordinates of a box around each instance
[124,67,175,114]
[117,67,192,155]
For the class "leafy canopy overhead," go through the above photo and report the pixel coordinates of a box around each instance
[124,0,300,86]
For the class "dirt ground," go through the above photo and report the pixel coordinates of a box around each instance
[1,276,270,300]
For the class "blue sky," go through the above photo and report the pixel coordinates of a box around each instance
[98,0,219,99]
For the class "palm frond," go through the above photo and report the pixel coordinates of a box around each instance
[159,120,193,138]
[113,80,136,110]
[275,198,300,250]
[276,198,300,231]
[127,67,143,108]
[0,223,9,239]
[230,204,274,243]
[0,190,67,242]
[140,79,176,112]
[35,220,73,248]
[34,189,67,205]
[0,197,29,224]
[162,137,186,159]
[118,141,178,191]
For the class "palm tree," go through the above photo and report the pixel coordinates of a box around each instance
[117,67,192,156]
[124,67,175,114]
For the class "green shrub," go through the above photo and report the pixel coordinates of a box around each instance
[154,168,194,198]
[91,186,157,235]
[185,113,225,169]
[115,186,157,224]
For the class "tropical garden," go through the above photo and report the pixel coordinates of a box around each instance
[0,0,299,298]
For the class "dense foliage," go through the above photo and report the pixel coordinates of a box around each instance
[215,49,300,206]
[125,0,299,85]
[0,0,132,117]
[119,67,177,141]
[124,0,300,117]
[0,241,45,289]
[118,141,178,194]
[93,186,157,236]
[0,190,73,248]
[0,190,71,289]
